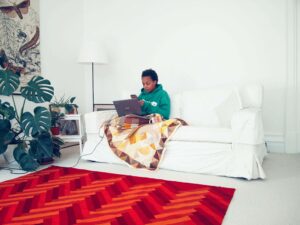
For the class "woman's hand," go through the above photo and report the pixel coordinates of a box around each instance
[139,100,144,106]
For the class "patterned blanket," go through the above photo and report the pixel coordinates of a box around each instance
[104,114,185,170]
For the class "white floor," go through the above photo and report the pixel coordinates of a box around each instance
[1,146,300,225]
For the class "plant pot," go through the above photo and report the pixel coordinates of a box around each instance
[66,105,78,114]
[66,110,75,115]
[51,126,60,135]
[37,157,54,165]
[49,104,63,113]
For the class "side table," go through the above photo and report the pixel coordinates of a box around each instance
[57,114,85,153]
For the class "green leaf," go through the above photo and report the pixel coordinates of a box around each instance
[0,132,14,153]
[13,144,39,171]
[65,104,73,112]
[52,136,64,146]
[20,106,51,136]
[70,97,76,103]
[13,144,26,162]
[0,70,20,96]
[52,136,64,158]
[28,132,54,160]
[0,118,11,134]
[28,140,38,159]
[27,132,53,160]
[35,132,53,159]
[0,100,15,120]
[20,76,54,103]
[0,120,14,154]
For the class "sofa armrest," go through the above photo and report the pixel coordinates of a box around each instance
[231,108,264,145]
[84,110,116,134]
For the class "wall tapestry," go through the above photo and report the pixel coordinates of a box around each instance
[0,0,40,86]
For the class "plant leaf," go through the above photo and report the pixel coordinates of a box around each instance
[13,144,26,162]
[70,97,76,103]
[28,132,54,160]
[35,132,53,159]
[13,144,39,171]
[28,140,38,159]
[0,118,11,134]
[20,76,54,103]
[0,100,15,120]
[0,119,14,154]
[52,136,64,157]
[20,106,51,136]
[0,70,20,96]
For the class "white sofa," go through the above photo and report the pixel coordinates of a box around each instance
[82,84,267,180]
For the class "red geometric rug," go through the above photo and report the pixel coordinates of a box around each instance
[0,166,235,225]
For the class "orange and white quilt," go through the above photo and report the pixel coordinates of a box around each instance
[104,114,185,170]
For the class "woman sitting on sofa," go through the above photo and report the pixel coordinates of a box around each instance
[137,69,171,119]
[102,69,180,170]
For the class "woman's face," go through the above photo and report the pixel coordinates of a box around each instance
[142,76,157,93]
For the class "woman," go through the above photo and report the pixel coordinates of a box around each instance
[138,69,171,119]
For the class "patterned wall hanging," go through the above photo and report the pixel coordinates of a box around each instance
[0,0,40,86]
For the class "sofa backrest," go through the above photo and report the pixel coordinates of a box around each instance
[170,84,263,128]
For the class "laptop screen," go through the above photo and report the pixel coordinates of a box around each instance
[113,99,142,116]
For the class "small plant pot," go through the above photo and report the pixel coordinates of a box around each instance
[51,126,60,135]
[65,105,78,115]
[49,104,63,113]
[66,110,75,115]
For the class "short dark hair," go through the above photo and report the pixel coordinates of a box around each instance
[141,69,158,82]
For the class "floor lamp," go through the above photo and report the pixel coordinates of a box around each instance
[78,42,108,111]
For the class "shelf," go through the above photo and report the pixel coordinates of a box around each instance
[56,135,81,139]
[54,114,85,153]
[62,114,81,120]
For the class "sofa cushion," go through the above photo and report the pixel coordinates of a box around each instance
[238,84,263,108]
[215,91,242,127]
[171,126,232,143]
[180,87,241,127]
[85,110,117,133]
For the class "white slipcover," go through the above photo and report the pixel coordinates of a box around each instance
[82,84,267,180]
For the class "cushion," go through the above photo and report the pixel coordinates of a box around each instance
[180,87,242,127]
[238,84,263,108]
[171,126,232,143]
[85,110,116,133]
[215,91,242,127]
[170,93,182,118]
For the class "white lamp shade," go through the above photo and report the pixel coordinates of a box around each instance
[78,41,108,64]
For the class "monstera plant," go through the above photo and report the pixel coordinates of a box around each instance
[0,70,63,171]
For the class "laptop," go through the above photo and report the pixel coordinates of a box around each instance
[113,98,142,116]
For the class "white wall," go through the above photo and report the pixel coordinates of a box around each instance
[297,0,300,152]
[35,0,298,153]
[82,0,294,151]
[40,0,87,114]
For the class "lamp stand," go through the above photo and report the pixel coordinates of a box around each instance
[92,62,95,111]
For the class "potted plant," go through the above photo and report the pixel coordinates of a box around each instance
[50,111,64,135]
[64,97,78,114]
[50,95,78,114]
[0,70,64,171]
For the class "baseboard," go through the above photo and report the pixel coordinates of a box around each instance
[265,134,285,153]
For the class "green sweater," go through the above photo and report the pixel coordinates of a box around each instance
[138,84,171,119]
